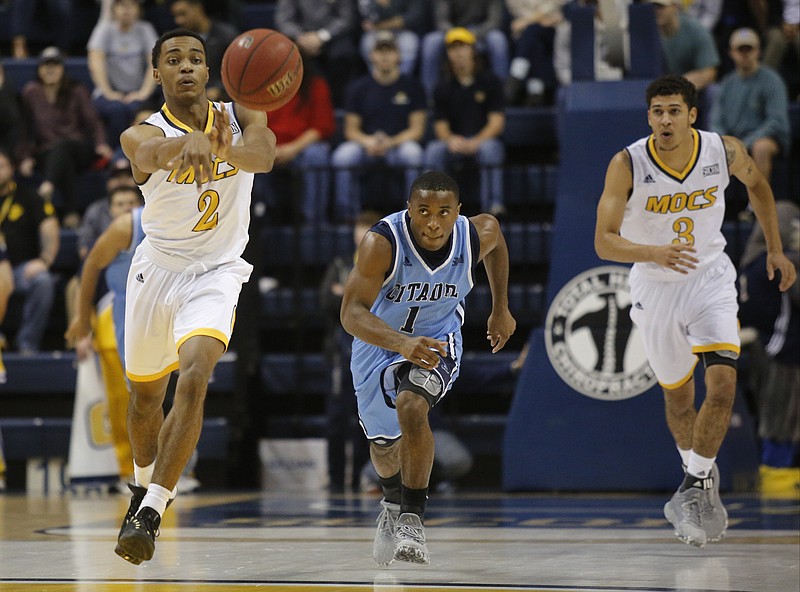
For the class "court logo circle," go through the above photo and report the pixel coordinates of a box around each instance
[545,266,656,401]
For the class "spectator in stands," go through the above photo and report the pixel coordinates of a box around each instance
[318,210,380,491]
[710,28,791,183]
[18,47,114,229]
[331,31,427,222]
[503,0,564,106]
[738,200,799,496]
[648,0,720,92]
[170,0,239,102]
[64,166,138,327]
[553,0,627,88]
[421,0,509,97]
[424,28,506,216]
[0,65,25,162]
[8,0,74,59]
[87,0,159,148]
[0,150,59,355]
[274,0,360,107]
[265,55,336,225]
[0,245,13,383]
[763,1,800,98]
[358,0,426,76]
[686,0,724,31]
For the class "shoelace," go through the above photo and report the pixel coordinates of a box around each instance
[396,522,424,544]
[129,515,160,538]
[680,497,703,526]
[376,508,397,535]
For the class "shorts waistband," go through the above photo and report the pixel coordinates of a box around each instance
[140,238,217,275]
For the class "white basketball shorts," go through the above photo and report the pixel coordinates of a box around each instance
[123,243,252,382]
[629,252,740,389]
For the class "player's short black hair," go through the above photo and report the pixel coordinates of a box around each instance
[410,170,460,201]
[645,75,698,111]
[151,28,207,69]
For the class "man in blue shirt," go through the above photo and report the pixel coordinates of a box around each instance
[711,28,791,183]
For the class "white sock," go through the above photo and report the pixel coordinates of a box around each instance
[509,57,530,80]
[687,451,715,479]
[134,461,155,488]
[140,483,172,517]
[677,447,691,468]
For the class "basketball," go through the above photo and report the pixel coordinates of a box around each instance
[221,28,303,112]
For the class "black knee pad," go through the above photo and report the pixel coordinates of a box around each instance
[699,350,738,370]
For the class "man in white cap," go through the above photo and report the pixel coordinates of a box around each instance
[648,0,719,91]
[710,28,791,182]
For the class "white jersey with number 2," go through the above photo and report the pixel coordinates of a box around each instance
[139,101,253,270]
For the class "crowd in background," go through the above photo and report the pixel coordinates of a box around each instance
[0,0,797,493]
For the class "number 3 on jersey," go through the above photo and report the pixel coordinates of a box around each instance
[193,189,220,232]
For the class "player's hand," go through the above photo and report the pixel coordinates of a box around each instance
[486,308,516,353]
[766,251,797,292]
[652,243,699,274]
[167,131,214,188]
[64,315,91,352]
[209,103,232,161]
[401,336,448,369]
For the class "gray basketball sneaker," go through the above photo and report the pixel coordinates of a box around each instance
[393,512,430,564]
[664,486,707,548]
[373,500,401,566]
[702,463,729,542]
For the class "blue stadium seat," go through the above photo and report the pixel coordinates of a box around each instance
[503,223,552,265]
[0,57,94,93]
[260,287,321,324]
[503,107,557,149]
[260,353,329,395]
[260,225,355,270]
[237,3,277,30]
[722,219,754,266]
[52,229,79,274]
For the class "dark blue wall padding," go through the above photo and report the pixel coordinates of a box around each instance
[628,3,663,80]
[502,81,758,491]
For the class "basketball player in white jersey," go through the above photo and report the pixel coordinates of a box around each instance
[595,75,796,548]
[113,29,276,565]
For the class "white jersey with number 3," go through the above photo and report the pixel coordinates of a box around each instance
[139,101,253,269]
[621,129,730,281]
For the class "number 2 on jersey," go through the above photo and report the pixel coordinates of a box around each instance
[193,189,220,232]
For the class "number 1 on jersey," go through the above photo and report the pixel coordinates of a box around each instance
[400,306,420,334]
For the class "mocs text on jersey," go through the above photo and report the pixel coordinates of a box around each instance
[645,186,718,214]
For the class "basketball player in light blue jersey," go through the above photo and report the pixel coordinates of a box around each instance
[341,170,516,566]
[596,75,796,548]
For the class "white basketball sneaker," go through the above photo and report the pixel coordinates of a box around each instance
[373,500,400,566]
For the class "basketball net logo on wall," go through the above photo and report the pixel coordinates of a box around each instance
[545,266,656,401]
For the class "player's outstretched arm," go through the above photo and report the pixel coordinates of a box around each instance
[595,150,699,273]
[120,123,212,186]
[724,135,797,291]
[65,213,134,347]
[221,103,276,173]
[471,213,515,353]
[340,231,447,369]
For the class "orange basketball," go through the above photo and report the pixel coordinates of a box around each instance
[221,29,303,112]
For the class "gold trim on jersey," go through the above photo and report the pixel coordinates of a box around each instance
[160,100,215,134]
[646,128,700,183]
[659,359,698,390]
[692,342,741,355]
[176,328,230,352]
[126,361,180,383]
